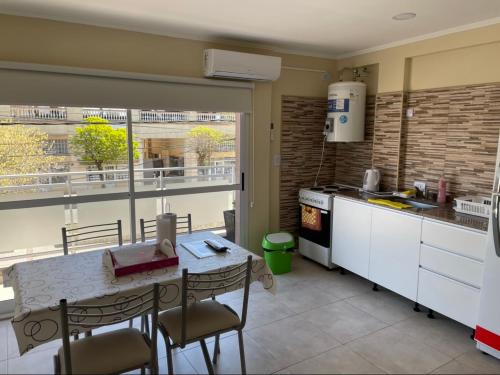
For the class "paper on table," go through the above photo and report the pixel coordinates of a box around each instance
[181,241,217,259]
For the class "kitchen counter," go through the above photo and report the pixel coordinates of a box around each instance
[335,191,489,232]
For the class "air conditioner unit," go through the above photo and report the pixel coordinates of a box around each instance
[203,49,281,81]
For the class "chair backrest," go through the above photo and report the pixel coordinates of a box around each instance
[61,220,123,255]
[59,283,160,375]
[179,255,252,347]
[140,214,192,242]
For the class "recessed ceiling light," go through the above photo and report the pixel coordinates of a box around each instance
[392,12,416,21]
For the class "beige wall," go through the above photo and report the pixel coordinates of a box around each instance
[409,41,500,91]
[5,13,500,246]
[0,14,337,252]
[338,23,500,93]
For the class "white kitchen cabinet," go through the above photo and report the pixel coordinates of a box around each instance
[420,244,484,288]
[418,268,480,328]
[417,218,486,327]
[369,207,422,300]
[421,219,487,261]
[332,198,372,278]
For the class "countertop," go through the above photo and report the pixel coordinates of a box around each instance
[335,191,489,233]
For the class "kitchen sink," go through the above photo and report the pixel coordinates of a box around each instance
[400,199,438,210]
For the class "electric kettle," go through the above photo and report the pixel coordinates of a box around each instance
[363,168,381,192]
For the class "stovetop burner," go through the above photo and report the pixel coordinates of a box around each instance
[307,184,358,194]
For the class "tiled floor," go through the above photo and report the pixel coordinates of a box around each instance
[2,255,500,374]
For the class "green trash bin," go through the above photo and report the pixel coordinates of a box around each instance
[262,232,295,275]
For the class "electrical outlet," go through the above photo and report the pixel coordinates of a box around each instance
[413,181,427,193]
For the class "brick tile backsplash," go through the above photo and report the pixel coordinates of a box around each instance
[280,83,500,229]
[373,92,404,191]
[401,83,500,196]
[280,96,335,234]
[334,95,376,186]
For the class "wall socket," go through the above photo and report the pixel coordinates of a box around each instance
[413,181,427,194]
[273,154,281,167]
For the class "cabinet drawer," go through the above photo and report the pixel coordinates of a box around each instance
[420,244,483,288]
[417,268,480,328]
[421,220,487,261]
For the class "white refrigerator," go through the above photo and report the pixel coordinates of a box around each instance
[476,136,500,358]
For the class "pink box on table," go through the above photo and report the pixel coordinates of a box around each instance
[109,248,179,277]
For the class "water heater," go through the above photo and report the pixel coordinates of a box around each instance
[325,81,366,142]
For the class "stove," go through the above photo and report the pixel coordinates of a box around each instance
[298,184,358,268]
[299,184,356,209]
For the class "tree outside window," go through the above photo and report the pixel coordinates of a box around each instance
[188,126,225,174]
[70,116,140,181]
[0,125,65,189]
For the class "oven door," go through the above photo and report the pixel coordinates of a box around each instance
[299,203,331,248]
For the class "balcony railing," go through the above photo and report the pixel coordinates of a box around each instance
[140,111,236,123]
[0,166,236,270]
[7,106,237,123]
[0,164,236,195]
[10,106,67,120]
[82,108,128,121]
[215,140,236,152]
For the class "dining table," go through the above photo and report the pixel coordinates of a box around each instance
[3,231,276,355]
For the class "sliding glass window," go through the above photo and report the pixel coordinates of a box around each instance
[0,105,246,310]
[132,109,243,236]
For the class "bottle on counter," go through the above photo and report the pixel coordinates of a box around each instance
[437,175,447,203]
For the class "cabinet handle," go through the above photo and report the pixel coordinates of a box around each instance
[492,193,500,257]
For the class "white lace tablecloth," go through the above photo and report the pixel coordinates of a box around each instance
[5,232,275,355]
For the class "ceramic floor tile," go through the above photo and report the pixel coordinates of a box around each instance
[274,284,341,314]
[183,332,282,374]
[156,329,237,357]
[216,282,268,303]
[454,348,500,374]
[247,314,341,368]
[297,300,388,343]
[313,270,373,299]
[275,256,332,286]
[277,345,386,374]
[431,359,488,374]
[392,313,476,358]
[0,320,8,361]
[156,351,198,374]
[347,326,452,374]
[345,289,415,324]
[7,346,55,374]
[240,292,296,330]
[124,351,198,374]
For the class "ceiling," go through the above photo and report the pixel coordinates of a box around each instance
[1,0,500,58]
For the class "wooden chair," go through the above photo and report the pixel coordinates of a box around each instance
[53,283,160,375]
[61,220,123,255]
[158,255,252,375]
[139,214,192,242]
